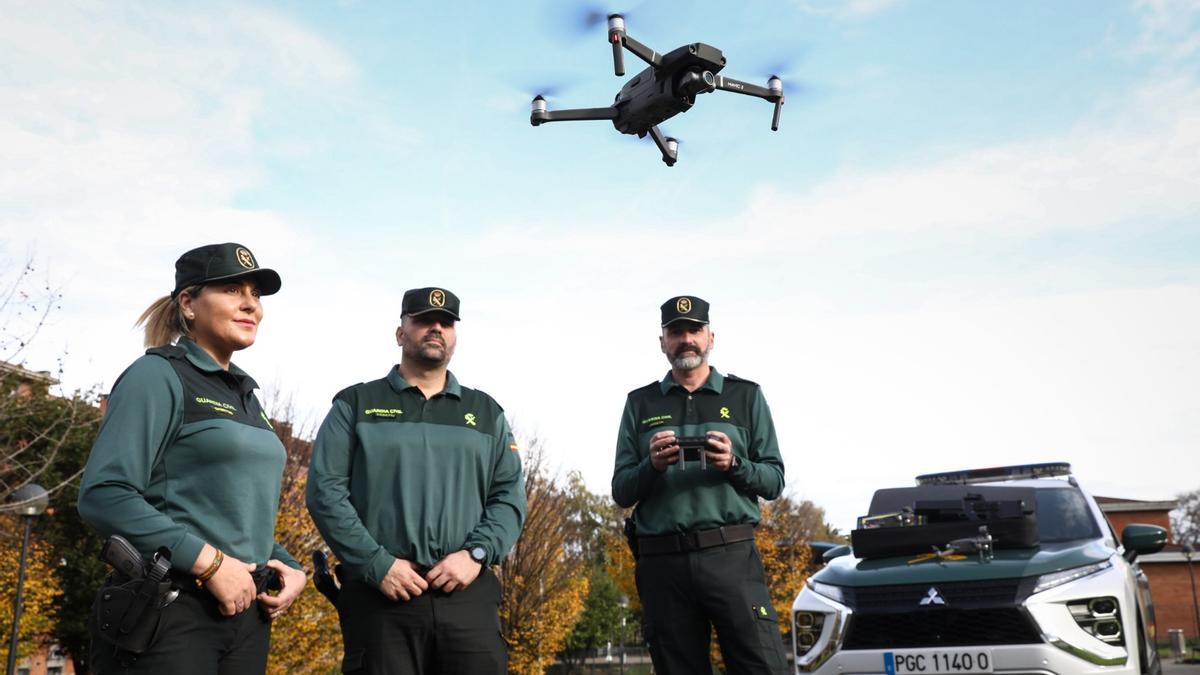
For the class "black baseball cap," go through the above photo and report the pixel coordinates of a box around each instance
[402,287,461,321]
[172,243,281,297]
[661,295,710,327]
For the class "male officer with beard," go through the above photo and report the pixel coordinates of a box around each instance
[307,287,525,675]
[612,295,788,674]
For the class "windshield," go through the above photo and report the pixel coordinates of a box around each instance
[1035,487,1100,543]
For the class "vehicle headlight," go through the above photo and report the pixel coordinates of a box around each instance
[1031,560,1112,594]
[807,579,847,604]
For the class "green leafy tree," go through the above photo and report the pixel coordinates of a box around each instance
[562,566,629,666]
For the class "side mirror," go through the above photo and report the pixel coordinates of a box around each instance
[1121,523,1167,562]
[822,544,853,563]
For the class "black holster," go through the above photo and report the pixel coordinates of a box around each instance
[90,548,174,655]
[624,517,639,561]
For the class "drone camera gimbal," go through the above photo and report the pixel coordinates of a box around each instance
[530,13,785,166]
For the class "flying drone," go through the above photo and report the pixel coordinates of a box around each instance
[529,14,784,166]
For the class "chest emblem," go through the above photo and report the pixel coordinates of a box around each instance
[641,414,672,428]
[719,406,731,419]
[464,413,477,426]
[195,396,236,415]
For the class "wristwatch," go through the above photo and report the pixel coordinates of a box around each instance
[467,546,488,566]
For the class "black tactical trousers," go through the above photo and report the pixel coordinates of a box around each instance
[337,566,507,675]
[636,539,789,675]
[90,587,270,675]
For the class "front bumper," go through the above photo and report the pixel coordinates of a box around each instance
[797,644,1136,675]
[793,563,1136,675]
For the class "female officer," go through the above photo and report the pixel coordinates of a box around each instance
[78,242,306,674]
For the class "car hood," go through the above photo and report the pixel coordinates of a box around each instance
[814,540,1114,587]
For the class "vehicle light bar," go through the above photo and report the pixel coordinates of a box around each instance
[915,462,1072,485]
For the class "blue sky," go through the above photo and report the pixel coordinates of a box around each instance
[2,0,1198,532]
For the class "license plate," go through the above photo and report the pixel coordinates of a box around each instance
[884,649,993,675]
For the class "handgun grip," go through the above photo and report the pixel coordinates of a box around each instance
[100,534,146,579]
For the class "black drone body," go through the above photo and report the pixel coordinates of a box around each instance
[530,15,784,166]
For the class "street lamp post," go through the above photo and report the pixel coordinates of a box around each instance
[617,594,629,675]
[6,484,49,675]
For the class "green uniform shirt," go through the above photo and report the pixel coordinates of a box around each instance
[306,367,526,587]
[612,368,785,537]
[78,338,300,572]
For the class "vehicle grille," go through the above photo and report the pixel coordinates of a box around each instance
[843,607,1042,649]
[841,578,1034,612]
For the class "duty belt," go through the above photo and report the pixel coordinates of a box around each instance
[637,524,756,556]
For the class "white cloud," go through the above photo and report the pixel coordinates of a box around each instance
[1133,0,1200,60]
[793,0,904,20]
[783,284,1200,530]
[738,77,1200,241]
[0,2,361,390]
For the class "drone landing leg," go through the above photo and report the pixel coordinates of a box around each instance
[647,125,677,167]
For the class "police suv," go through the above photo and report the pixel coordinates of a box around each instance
[791,463,1167,675]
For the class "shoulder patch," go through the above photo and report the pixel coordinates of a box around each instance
[332,382,366,404]
[627,380,662,397]
[724,373,759,387]
[459,385,505,414]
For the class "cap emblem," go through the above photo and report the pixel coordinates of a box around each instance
[430,289,446,307]
[677,297,692,313]
[235,247,256,269]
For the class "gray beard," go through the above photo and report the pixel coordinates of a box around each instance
[671,352,704,370]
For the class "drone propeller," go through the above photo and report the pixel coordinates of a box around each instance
[524,84,567,100]
[752,46,808,80]
[548,2,640,39]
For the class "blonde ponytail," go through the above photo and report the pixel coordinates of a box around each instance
[135,285,201,348]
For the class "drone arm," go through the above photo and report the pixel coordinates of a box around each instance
[620,33,662,69]
[713,75,785,131]
[713,75,777,101]
[530,106,619,126]
[646,125,677,167]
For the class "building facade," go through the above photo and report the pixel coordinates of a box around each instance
[1097,496,1200,644]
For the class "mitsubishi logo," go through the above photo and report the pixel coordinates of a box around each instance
[919,587,947,606]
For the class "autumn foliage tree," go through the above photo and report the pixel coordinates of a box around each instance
[0,516,61,666]
[260,399,344,675]
[500,436,591,674]
[0,256,106,673]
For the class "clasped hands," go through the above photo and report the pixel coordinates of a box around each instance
[379,550,481,601]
